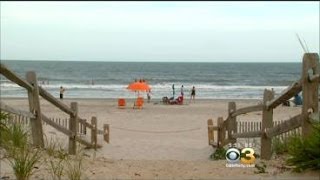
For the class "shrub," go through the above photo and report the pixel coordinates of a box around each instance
[286,122,320,172]
[0,112,41,180]
[210,147,227,160]
[65,146,85,180]
[254,161,267,174]
[8,147,41,180]
[44,136,68,180]
[272,137,288,155]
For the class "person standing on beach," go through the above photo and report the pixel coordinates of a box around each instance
[147,90,151,103]
[60,86,65,99]
[172,84,175,99]
[181,85,184,97]
[190,86,196,103]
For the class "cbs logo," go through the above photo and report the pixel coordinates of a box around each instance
[225,147,256,164]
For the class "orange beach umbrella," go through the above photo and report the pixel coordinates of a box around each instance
[127,81,151,91]
[127,80,151,97]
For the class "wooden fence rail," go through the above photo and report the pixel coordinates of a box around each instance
[231,104,263,117]
[38,86,75,116]
[0,101,35,119]
[266,80,302,110]
[0,62,109,154]
[0,63,34,92]
[207,53,319,160]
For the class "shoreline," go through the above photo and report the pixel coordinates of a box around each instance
[0,96,262,102]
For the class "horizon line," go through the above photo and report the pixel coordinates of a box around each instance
[0,59,302,63]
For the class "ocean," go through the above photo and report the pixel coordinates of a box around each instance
[0,60,302,100]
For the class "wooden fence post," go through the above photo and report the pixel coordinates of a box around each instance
[26,71,44,148]
[228,102,237,143]
[91,116,97,149]
[84,119,87,135]
[103,124,109,143]
[301,53,319,137]
[217,117,225,148]
[69,102,78,155]
[207,119,214,145]
[261,89,274,160]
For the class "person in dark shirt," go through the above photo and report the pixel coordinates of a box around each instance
[293,94,302,106]
[190,86,196,103]
[60,86,65,99]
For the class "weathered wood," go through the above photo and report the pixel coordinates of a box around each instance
[97,129,105,134]
[104,124,110,143]
[0,63,34,92]
[41,114,74,137]
[221,138,232,147]
[231,130,262,138]
[228,102,237,143]
[301,53,319,137]
[69,102,78,155]
[265,114,302,138]
[0,101,35,118]
[308,73,319,82]
[207,119,214,145]
[217,117,225,148]
[261,89,274,160]
[91,116,98,150]
[244,122,247,132]
[75,136,102,149]
[84,119,87,135]
[26,71,44,148]
[266,80,302,110]
[231,104,263,117]
[38,87,75,116]
[65,118,68,128]
[79,118,93,129]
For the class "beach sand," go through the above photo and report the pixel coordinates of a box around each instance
[0,98,319,179]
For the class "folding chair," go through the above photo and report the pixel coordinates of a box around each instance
[118,98,126,109]
[133,97,144,109]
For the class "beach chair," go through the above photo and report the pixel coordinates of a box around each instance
[176,96,184,105]
[118,98,126,109]
[168,96,184,105]
[133,97,144,109]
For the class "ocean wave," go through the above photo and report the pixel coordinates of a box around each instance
[0,82,287,91]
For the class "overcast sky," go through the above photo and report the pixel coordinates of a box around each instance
[1,1,319,62]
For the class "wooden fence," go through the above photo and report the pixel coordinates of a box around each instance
[0,64,110,154]
[207,53,319,160]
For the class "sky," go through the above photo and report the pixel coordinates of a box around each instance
[0,1,319,62]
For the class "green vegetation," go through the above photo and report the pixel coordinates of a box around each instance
[286,122,320,172]
[0,112,41,180]
[210,147,227,160]
[8,147,41,180]
[44,136,85,180]
[65,145,85,180]
[254,161,267,174]
[272,137,288,155]
[44,136,68,180]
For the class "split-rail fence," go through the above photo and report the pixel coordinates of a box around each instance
[207,53,319,160]
[0,64,110,154]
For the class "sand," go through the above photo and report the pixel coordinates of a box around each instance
[0,98,319,179]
